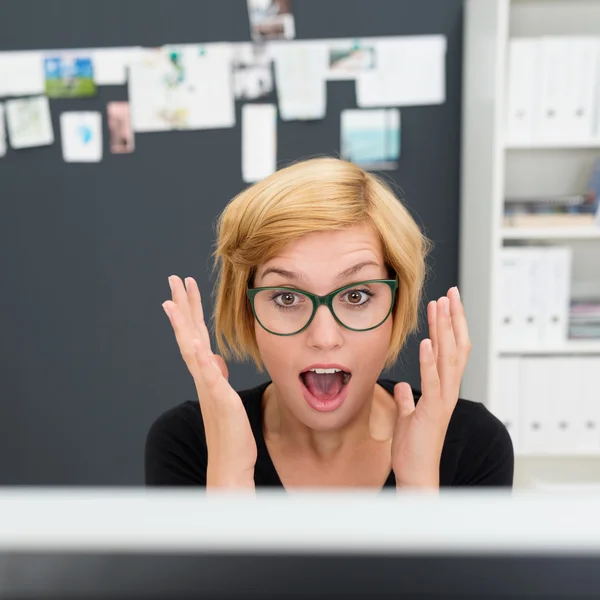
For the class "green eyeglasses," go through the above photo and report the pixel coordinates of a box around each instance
[246,279,398,336]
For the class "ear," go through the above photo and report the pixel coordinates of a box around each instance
[393,382,415,420]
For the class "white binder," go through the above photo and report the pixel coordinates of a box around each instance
[547,357,577,453]
[539,247,572,346]
[519,249,546,348]
[534,37,568,143]
[498,248,526,350]
[562,37,598,142]
[520,357,552,454]
[506,38,538,146]
[493,357,522,453]
[573,357,600,453]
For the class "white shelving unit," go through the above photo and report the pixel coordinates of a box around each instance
[502,227,600,240]
[499,342,600,355]
[461,0,600,489]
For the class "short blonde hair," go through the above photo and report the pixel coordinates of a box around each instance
[210,157,431,373]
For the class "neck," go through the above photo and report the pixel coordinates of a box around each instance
[262,381,396,461]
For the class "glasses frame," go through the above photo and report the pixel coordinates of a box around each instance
[246,279,398,336]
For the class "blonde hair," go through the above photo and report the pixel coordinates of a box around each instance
[210,157,431,373]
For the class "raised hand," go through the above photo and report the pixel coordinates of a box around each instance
[390,287,471,489]
[162,275,257,489]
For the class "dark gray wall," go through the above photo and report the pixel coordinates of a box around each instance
[0,0,463,485]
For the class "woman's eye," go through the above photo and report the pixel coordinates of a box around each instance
[275,292,298,306]
[343,290,368,304]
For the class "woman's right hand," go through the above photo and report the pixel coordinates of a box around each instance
[162,275,257,489]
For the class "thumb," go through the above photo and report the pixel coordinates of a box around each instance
[211,354,229,380]
[394,382,415,421]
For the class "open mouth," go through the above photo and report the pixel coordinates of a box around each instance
[299,368,352,404]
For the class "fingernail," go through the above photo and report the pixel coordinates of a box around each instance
[162,302,170,316]
[168,276,174,290]
[454,286,460,299]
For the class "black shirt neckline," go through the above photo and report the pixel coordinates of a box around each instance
[251,379,397,490]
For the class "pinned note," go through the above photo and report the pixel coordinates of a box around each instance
[242,103,277,183]
[271,41,328,121]
[129,44,235,132]
[60,112,103,162]
[356,35,446,107]
[6,96,54,149]
[92,47,143,85]
[0,51,45,98]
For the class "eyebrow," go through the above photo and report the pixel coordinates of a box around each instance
[259,260,382,284]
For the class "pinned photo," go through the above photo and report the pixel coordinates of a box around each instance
[247,0,295,42]
[341,108,400,171]
[5,95,54,149]
[232,43,273,100]
[60,111,103,163]
[328,40,376,80]
[107,101,135,154]
[44,55,96,98]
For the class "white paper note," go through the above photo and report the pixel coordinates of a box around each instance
[356,35,446,107]
[60,111,103,162]
[0,103,6,157]
[271,41,328,121]
[6,96,54,149]
[92,47,143,85]
[242,103,276,183]
[0,51,45,97]
[129,44,235,132]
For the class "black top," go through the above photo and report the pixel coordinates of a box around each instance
[145,378,514,488]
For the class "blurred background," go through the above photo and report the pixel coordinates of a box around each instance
[0,0,598,490]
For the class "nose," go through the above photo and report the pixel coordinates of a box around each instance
[305,304,344,350]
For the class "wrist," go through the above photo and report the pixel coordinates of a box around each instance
[395,475,439,491]
[206,463,255,490]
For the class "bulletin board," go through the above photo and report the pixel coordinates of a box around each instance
[0,0,464,485]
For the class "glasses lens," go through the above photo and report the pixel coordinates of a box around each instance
[252,282,393,334]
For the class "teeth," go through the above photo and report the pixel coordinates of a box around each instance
[310,368,342,374]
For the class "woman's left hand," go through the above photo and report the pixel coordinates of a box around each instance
[391,287,471,489]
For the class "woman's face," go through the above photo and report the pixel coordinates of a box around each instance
[253,224,394,431]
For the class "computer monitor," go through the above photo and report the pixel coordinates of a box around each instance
[1,489,599,599]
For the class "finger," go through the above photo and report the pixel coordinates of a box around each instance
[419,338,441,413]
[393,382,415,420]
[169,275,195,331]
[436,295,459,405]
[427,300,438,361]
[184,277,212,350]
[449,287,471,370]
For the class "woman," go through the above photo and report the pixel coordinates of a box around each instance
[146,157,513,489]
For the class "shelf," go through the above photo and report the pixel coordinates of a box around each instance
[498,341,600,355]
[516,452,600,459]
[502,227,600,240]
[506,140,600,150]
